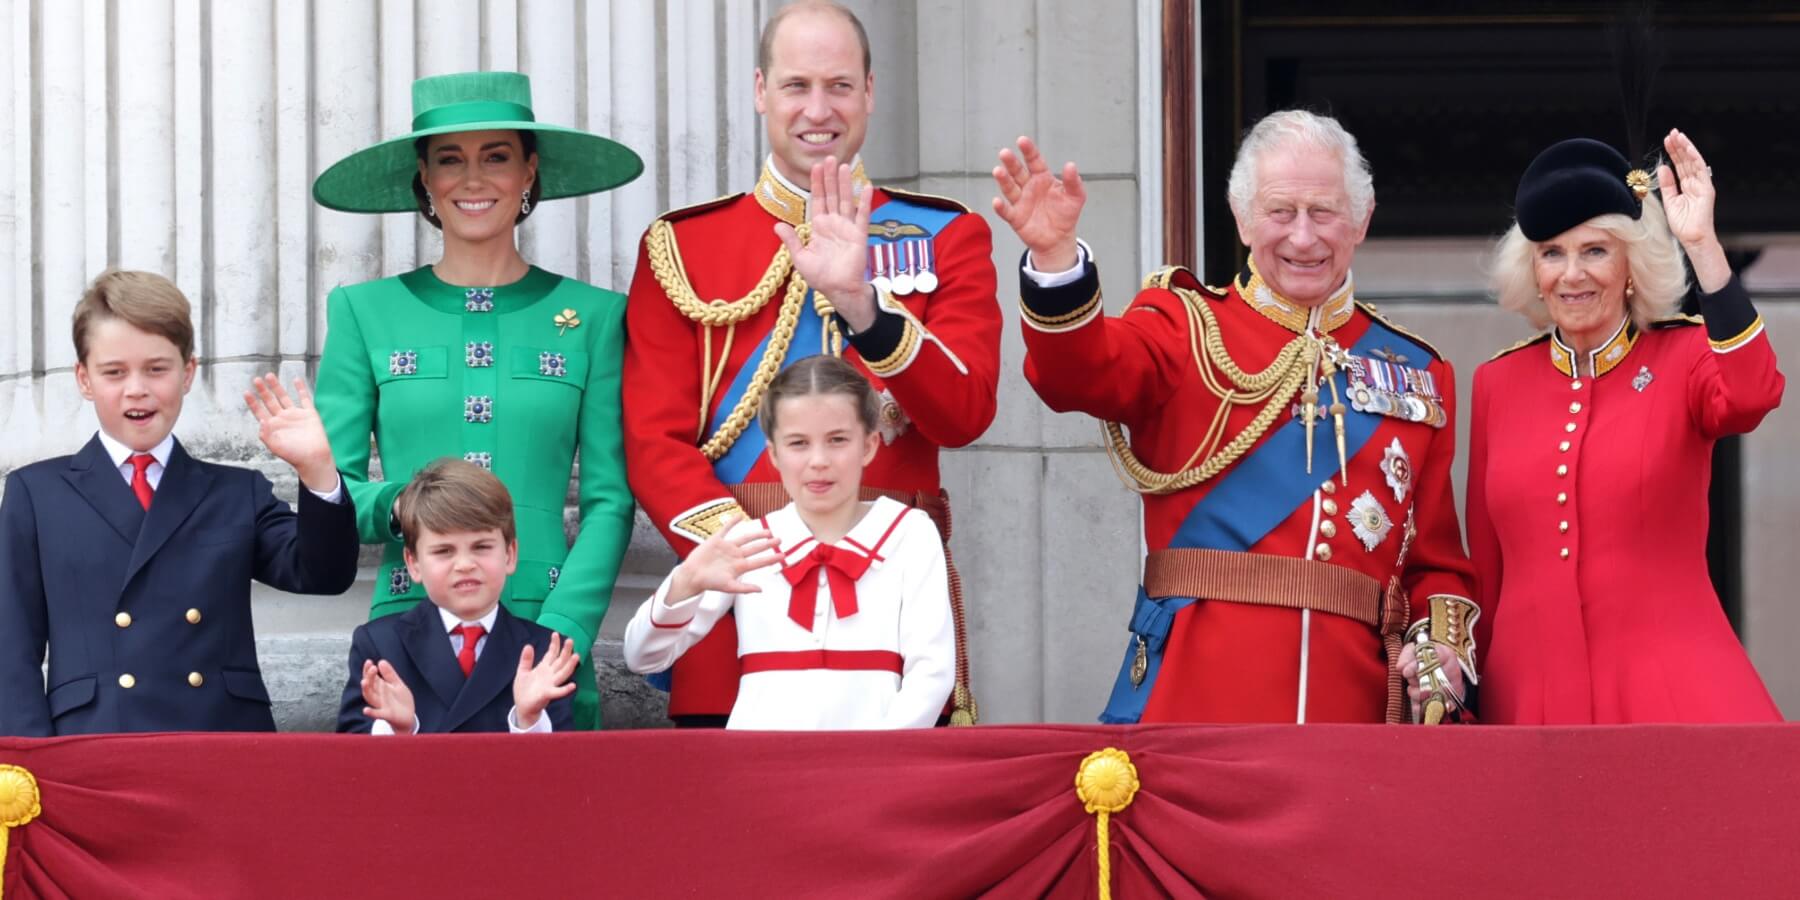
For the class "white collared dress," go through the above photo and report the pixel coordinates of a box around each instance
[623,496,954,730]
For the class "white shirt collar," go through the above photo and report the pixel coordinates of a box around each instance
[436,603,500,635]
[95,430,175,470]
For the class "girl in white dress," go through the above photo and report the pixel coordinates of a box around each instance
[623,356,954,729]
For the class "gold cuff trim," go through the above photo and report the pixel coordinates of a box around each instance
[671,499,749,543]
[863,318,922,377]
[1404,594,1480,683]
[1710,315,1765,353]
[1021,287,1102,334]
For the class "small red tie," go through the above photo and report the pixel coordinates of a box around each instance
[128,454,156,510]
[455,624,486,677]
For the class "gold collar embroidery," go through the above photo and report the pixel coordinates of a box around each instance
[752,156,872,226]
[1549,317,1637,379]
[1233,259,1355,335]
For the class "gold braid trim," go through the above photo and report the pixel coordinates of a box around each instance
[1103,286,1313,495]
[647,218,794,326]
[699,272,811,460]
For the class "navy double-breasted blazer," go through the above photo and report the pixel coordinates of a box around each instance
[0,436,360,736]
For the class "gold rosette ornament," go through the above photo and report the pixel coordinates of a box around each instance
[1075,748,1140,900]
[0,765,43,898]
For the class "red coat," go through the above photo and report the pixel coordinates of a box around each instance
[1021,260,1474,723]
[623,164,1001,718]
[1469,278,1783,723]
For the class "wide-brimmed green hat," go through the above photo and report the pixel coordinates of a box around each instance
[312,71,642,213]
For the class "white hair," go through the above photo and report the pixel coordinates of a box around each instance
[1488,191,1687,331]
[1227,110,1375,224]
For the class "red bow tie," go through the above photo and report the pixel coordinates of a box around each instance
[781,543,872,631]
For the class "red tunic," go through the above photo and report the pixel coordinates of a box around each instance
[623,163,1001,718]
[1469,278,1783,724]
[1021,260,1475,723]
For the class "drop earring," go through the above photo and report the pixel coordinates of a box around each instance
[1625,278,1635,298]
[520,189,532,216]
[427,194,437,218]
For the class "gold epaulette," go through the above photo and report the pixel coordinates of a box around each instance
[657,191,743,224]
[880,186,970,214]
[1651,313,1704,329]
[1140,265,1226,298]
[1487,331,1552,362]
[1356,301,1446,361]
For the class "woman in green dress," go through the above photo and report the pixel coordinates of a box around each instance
[311,72,642,728]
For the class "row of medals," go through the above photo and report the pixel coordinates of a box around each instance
[868,238,939,295]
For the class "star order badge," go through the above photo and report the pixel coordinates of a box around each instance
[876,388,910,445]
[1380,437,1412,503]
[1349,490,1394,552]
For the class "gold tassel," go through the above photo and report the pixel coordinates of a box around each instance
[1076,748,1140,900]
[0,765,43,899]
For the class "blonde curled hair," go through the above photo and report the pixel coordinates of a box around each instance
[1488,190,1688,331]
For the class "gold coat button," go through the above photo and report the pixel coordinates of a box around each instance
[1322,499,1339,516]
[188,672,205,688]
[1559,441,1571,452]
[1556,464,1568,477]
[115,611,132,628]
[1315,543,1333,561]
[186,608,202,624]
[1571,380,1584,390]
[1320,520,1338,538]
[118,673,136,689]
[1321,481,1337,495]
[1557,492,1569,505]
[1559,521,1570,533]
[1565,423,1577,433]
[1559,548,1570,560]
[1569,401,1583,414]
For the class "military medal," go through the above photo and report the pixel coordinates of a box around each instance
[891,241,915,295]
[1380,437,1412,503]
[1349,491,1393,551]
[876,388,910,445]
[870,242,891,294]
[914,239,939,293]
[1633,365,1654,392]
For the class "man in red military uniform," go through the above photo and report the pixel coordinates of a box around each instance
[991,112,1476,723]
[624,1,1000,725]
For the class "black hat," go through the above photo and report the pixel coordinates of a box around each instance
[1514,138,1653,241]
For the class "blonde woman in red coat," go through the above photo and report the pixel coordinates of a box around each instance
[1469,130,1784,723]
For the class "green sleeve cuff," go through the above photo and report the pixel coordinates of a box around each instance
[534,611,596,658]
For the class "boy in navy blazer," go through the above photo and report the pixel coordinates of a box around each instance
[0,270,360,736]
[338,458,578,734]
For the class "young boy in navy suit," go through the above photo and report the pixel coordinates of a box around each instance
[0,270,360,736]
[338,458,578,734]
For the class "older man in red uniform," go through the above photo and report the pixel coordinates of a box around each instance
[624,1,999,725]
[992,112,1476,723]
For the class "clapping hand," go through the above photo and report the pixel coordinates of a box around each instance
[992,136,1087,272]
[666,516,781,603]
[777,157,878,330]
[512,633,580,730]
[245,375,340,495]
[361,659,417,734]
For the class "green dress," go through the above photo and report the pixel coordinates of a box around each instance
[315,265,633,729]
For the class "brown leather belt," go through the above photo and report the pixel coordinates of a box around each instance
[1142,547,1384,628]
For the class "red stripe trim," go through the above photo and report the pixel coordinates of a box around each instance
[650,614,693,630]
[739,650,903,675]
[865,507,911,557]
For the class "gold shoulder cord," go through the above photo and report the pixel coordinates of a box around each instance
[1103,286,1315,494]
[645,218,819,461]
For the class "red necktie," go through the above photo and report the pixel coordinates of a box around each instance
[455,624,486,677]
[781,544,872,632]
[128,454,156,510]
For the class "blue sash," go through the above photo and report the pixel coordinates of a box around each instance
[1099,315,1429,723]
